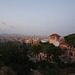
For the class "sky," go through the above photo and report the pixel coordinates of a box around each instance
[0,0,75,36]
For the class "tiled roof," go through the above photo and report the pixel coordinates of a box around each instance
[59,39,65,43]
[50,34,60,37]
[60,47,67,50]
[31,43,40,46]
[60,42,68,45]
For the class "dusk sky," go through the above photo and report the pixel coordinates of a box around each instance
[0,0,75,36]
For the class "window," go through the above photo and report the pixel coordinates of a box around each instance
[57,37,59,39]
[62,51,65,54]
[51,37,55,39]
[69,52,73,56]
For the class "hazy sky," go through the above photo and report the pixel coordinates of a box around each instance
[0,0,75,36]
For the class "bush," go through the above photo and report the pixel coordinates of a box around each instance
[37,66,41,71]
[62,72,67,75]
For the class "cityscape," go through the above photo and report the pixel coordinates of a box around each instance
[0,33,75,75]
[0,0,75,75]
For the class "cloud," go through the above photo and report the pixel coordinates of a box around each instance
[1,21,15,29]
[1,21,7,25]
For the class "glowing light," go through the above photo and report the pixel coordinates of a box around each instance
[65,62,67,63]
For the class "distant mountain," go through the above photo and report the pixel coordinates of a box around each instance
[0,33,49,39]
[0,33,23,37]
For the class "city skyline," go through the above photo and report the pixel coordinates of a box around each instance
[0,0,75,36]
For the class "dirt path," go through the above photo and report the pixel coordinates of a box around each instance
[33,70,43,75]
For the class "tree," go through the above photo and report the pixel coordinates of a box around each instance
[64,33,75,49]
[0,42,31,75]
[64,33,75,63]
[42,44,53,61]
[52,47,62,62]
[42,44,62,62]
[30,45,42,57]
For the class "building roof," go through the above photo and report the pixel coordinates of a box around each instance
[59,39,65,43]
[60,42,68,46]
[59,39,68,45]
[31,43,40,46]
[60,47,67,50]
[50,34,60,37]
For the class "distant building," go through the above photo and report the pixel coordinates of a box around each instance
[31,39,40,46]
[17,38,23,43]
[33,39,39,44]
[49,34,60,46]
[41,39,49,43]
[59,39,68,48]
[0,39,1,42]
[0,38,5,42]
[25,39,33,44]
[31,43,40,46]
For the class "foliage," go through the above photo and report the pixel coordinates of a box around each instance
[0,42,31,75]
[36,60,54,70]
[62,72,67,75]
[64,33,75,63]
[64,33,75,48]
[37,60,60,75]
[30,45,42,56]
[42,43,62,62]
[0,41,63,75]
[28,60,37,69]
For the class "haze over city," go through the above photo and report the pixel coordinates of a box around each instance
[0,0,75,36]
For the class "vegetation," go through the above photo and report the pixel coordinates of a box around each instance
[37,60,60,75]
[64,33,75,63]
[0,38,75,75]
[30,45,42,57]
[0,42,31,75]
[64,33,75,49]
[41,43,62,62]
